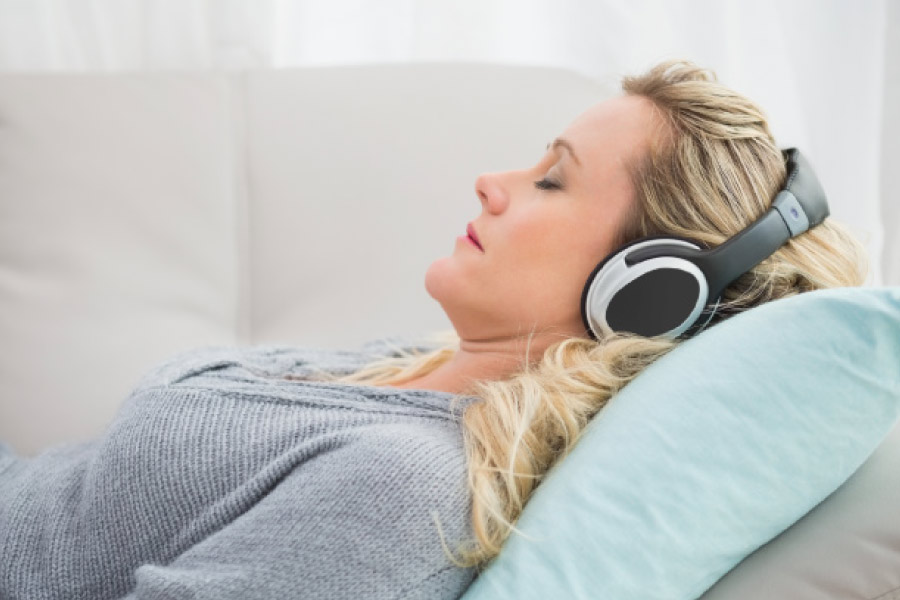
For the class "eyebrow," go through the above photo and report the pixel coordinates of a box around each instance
[546,137,581,166]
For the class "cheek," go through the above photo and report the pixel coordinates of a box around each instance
[501,221,599,308]
[512,215,608,280]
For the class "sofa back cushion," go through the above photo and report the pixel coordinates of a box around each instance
[0,74,240,453]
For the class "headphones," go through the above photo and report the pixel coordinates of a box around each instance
[580,148,830,340]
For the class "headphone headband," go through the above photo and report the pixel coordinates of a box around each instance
[782,148,829,227]
[581,148,829,340]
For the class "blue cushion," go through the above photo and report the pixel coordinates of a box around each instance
[461,287,900,600]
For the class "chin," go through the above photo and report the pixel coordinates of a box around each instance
[424,256,480,329]
[424,256,454,302]
[424,253,515,338]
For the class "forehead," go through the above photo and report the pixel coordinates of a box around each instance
[560,94,662,176]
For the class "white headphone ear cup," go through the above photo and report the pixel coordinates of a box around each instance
[580,247,632,338]
[581,238,709,339]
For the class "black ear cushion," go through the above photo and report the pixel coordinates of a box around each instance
[580,235,705,337]
[606,268,702,337]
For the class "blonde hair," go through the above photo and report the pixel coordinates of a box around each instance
[334,60,868,567]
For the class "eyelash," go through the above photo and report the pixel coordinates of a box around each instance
[534,177,562,191]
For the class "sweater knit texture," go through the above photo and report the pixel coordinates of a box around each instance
[0,340,477,599]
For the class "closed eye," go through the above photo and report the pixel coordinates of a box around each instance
[534,177,562,191]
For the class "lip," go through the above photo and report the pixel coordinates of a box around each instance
[466,222,484,252]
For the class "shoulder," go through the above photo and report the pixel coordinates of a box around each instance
[309,419,470,506]
[352,421,473,551]
[290,418,472,536]
[264,420,475,595]
[356,420,469,482]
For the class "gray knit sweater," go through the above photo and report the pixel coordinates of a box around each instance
[0,342,477,599]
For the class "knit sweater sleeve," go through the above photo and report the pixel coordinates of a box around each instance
[123,425,476,600]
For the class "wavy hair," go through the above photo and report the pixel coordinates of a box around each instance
[330,60,868,567]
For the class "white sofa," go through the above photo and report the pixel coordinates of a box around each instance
[1,65,898,598]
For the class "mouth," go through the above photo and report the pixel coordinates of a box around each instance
[466,223,484,252]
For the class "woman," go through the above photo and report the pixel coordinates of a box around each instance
[0,60,866,599]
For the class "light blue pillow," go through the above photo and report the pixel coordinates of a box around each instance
[461,286,900,600]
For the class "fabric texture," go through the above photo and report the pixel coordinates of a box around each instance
[462,286,900,600]
[0,341,476,600]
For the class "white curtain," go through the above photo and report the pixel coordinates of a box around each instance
[1,0,895,284]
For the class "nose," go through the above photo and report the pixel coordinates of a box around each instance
[474,172,509,215]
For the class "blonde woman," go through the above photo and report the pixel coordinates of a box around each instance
[0,60,866,600]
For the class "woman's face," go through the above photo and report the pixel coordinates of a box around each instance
[425,94,660,342]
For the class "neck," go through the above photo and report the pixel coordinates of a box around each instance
[391,331,570,394]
